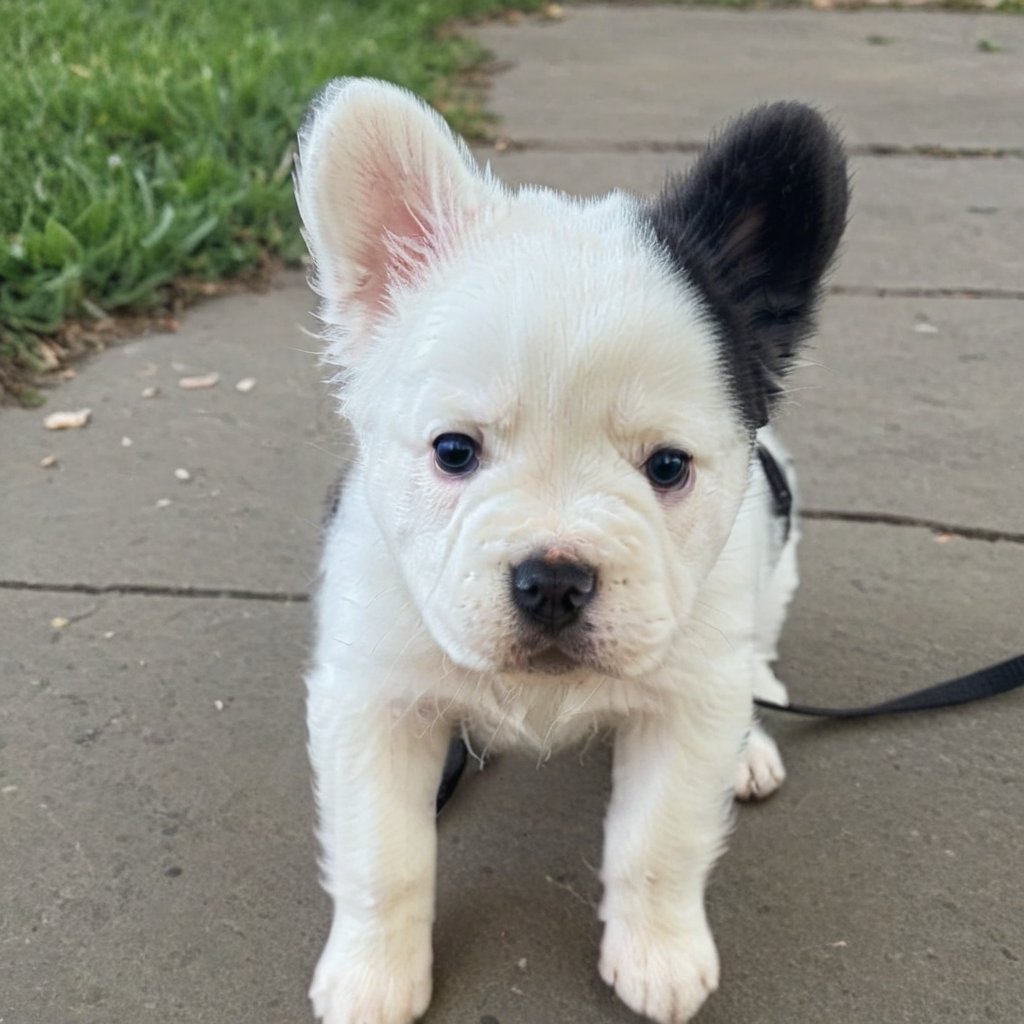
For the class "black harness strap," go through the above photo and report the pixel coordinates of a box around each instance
[755,653,1024,719]
[757,443,793,541]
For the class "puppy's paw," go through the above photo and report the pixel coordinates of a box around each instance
[599,916,719,1024]
[735,723,786,801]
[310,920,432,1024]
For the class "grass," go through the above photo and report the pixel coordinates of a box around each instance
[0,0,541,399]
[4,0,1021,398]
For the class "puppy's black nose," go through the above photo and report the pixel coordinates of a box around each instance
[511,558,597,630]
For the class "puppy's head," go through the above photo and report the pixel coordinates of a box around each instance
[296,79,847,678]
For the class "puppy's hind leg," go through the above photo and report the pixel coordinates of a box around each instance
[735,663,788,802]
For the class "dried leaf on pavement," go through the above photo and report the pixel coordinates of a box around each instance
[44,408,91,430]
[178,372,220,390]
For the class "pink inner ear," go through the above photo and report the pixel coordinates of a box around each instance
[349,160,451,316]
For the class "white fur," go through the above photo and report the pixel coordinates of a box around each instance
[296,80,800,1024]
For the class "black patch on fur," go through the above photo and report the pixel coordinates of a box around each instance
[645,103,849,431]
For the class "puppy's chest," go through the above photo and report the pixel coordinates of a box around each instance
[426,671,657,754]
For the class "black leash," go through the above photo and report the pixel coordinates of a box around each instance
[755,653,1024,719]
[436,736,469,815]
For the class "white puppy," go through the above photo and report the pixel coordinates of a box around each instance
[295,79,847,1024]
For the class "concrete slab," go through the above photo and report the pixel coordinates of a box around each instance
[476,7,1024,149]
[0,592,320,1024]
[782,295,1024,536]
[0,274,338,594]
[480,149,1024,294]
[3,518,1022,1024]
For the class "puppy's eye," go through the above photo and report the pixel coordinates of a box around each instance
[433,433,480,475]
[644,448,691,490]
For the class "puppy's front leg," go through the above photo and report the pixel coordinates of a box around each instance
[307,669,449,1024]
[599,685,746,1024]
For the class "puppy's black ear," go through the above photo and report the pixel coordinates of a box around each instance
[647,103,848,430]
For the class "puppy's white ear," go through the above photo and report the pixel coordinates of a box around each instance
[295,78,497,359]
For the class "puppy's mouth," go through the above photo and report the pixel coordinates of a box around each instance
[524,647,581,675]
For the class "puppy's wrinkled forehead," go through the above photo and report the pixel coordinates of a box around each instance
[390,194,724,439]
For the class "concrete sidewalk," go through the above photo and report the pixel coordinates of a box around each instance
[2,7,1022,1024]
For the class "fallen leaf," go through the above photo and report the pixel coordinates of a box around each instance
[61,368,78,381]
[178,372,220,390]
[40,454,58,469]
[234,377,256,393]
[542,2,565,20]
[44,408,91,430]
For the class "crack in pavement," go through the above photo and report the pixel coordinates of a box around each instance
[0,580,310,602]
[488,138,1024,160]
[801,509,1024,545]
[829,284,1024,301]
[3,508,1022,605]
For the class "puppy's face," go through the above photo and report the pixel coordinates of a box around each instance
[350,207,750,678]
[297,80,847,679]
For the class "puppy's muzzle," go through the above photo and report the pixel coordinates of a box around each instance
[511,557,597,632]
